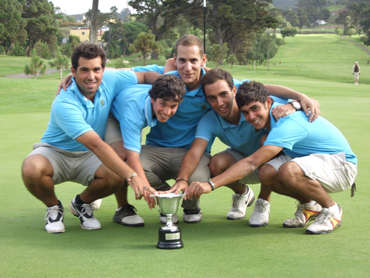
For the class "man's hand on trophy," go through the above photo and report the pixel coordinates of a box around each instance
[185,181,211,200]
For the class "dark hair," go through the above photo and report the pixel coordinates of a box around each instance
[71,43,107,70]
[201,68,234,97]
[236,81,270,108]
[149,75,186,102]
[175,34,204,56]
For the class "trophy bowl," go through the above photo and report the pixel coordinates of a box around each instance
[151,193,185,249]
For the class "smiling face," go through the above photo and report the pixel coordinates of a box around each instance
[240,98,272,130]
[151,98,181,122]
[204,80,237,119]
[71,56,104,100]
[174,44,206,91]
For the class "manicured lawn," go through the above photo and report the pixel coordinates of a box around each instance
[1,34,370,277]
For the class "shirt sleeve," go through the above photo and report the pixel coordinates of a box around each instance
[195,112,217,142]
[264,116,309,150]
[103,70,138,98]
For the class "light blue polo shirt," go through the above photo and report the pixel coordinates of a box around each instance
[132,64,164,74]
[145,68,215,152]
[111,84,157,153]
[195,96,287,156]
[264,102,357,164]
[41,70,138,152]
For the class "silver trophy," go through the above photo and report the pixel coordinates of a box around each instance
[151,193,185,249]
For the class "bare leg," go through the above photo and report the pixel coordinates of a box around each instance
[209,152,248,194]
[22,154,57,207]
[278,162,335,208]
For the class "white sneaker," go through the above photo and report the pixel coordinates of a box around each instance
[69,197,101,230]
[160,213,179,225]
[227,187,255,220]
[249,199,270,227]
[183,208,202,223]
[90,199,102,210]
[45,202,65,234]
[306,206,342,234]
[283,202,322,228]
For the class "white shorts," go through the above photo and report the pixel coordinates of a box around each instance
[354,72,360,79]
[223,148,260,184]
[28,143,102,186]
[266,153,357,193]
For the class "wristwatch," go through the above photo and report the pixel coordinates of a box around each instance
[288,100,301,111]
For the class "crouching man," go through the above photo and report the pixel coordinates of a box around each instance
[186,81,357,234]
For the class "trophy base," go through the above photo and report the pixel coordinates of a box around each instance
[157,227,184,249]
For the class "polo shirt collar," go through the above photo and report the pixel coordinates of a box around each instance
[70,78,102,108]
[145,95,157,127]
[217,111,246,129]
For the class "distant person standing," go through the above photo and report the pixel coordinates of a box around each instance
[353,61,360,85]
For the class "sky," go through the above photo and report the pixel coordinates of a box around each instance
[50,0,129,15]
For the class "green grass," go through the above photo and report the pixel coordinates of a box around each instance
[1,34,370,277]
[327,5,346,12]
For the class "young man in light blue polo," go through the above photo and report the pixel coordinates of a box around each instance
[186,81,357,234]
[170,68,320,224]
[105,75,187,227]
[22,44,157,234]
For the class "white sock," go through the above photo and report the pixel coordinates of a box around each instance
[303,201,316,206]
[328,203,340,215]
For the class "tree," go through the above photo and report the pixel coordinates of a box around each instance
[281,26,297,40]
[282,10,300,27]
[129,30,162,65]
[208,43,229,67]
[24,49,47,79]
[21,0,59,56]
[90,0,99,44]
[0,0,27,53]
[226,54,238,67]
[260,33,278,71]
[129,0,201,43]
[49,49,70,80]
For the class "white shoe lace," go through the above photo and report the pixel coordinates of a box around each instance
[80,204,93,218]
[313,210,332,224]
[255,201,267,213]
[45,206,63,221]
[294,204,304,218]
[231,194,243,211]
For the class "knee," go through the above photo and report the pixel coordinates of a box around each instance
[259,164,277,188]
[21,156,46,183]
[278,162,298,186]
[209,156,226,177]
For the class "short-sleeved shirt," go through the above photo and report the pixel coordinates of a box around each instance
[264,102,357,164]
[145,68,216,152]
[195,96,287,156]
[132,65,164,74]
[111,84,157,153]
[41,70,138,152]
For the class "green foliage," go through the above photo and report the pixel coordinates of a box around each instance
[49,49,69,79]
[10,42,26,56]
[68,35,80,44]
[21,0,59,56]
[226,54,238,68]
[115,55,129,68]
[34,41,51,59]
[129,30,162,65]
[24,49,47,79]
[208,43,229,67]
[0,0,27,52]
[335,27,343,37]
[281,26,298,40]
